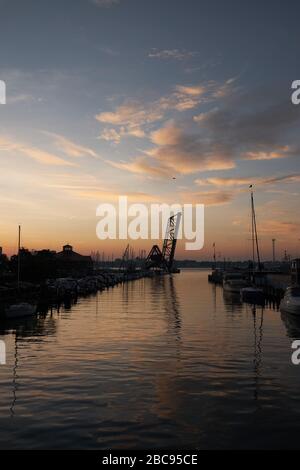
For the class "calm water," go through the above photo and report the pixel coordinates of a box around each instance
[0,269,300,449]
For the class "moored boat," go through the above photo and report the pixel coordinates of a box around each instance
[241,286,265,305]
[208,268,224,284]
[5,302,37,319]
[223,273,249,293]
[280,286,300,315]
[4,226,38,320]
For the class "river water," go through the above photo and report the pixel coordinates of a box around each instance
[0,269,300,449]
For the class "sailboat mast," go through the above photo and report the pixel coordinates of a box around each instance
[250,189,261,271]
[17,225,21,289]
[251,193,255,269]
[213,242,216,268]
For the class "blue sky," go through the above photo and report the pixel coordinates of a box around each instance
[0,0,299,259]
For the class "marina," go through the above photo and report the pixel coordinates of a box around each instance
[1,269,300,449]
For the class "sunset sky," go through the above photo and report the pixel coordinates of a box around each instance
[0,0,299,260]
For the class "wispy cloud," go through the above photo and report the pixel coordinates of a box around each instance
[195,176,255,187]
[243,146,292,161]
[193,90,300,161]
[70,188,159,203]
[258,219,300,235]
[51,181,160,203]
[96,101,159,142]
[148,49,198,61]
[7,93,35,105]
[195,174,300,187]
[43,132,100,159]
[98,82,300,182]
[0,136,75,166]
[99,127,122,144]
[181,190,234,206]
[213,77,238,99]
[108,156,171,178]
[91,0,119,7]
[96,80,228,143]
[175,85,206,96]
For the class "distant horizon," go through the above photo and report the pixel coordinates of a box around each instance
[2,241,298,264]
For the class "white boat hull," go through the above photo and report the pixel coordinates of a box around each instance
[280,287,300,316]
[280,300,300,316]
[241,287,265,304]
[223,280,249,294]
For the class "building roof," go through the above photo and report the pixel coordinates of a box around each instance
[56,245,92,263]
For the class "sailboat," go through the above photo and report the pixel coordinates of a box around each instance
[5,226,37,319]
[241,186,265,305]
[208,243,224,284]
[280,286,300,315]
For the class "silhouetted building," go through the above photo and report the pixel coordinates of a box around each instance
[55,244,93,277]
[0,247,9,278]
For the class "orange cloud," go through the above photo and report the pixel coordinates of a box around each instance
[0,136,75,166]
[195,174,300,187]
[96,101,159,139]
[243,146,292,160]
[175,85,206,96]
[258,220,300,235]
[62,186,161,203]
[147,122,235,174]
[44,132,100,159]
[108,156,171,178]
[95,80,231,143]
[150,124,182,146]
[181,190,234,206]
[195,177,253,186]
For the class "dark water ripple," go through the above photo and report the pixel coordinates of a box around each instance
[0,269,300,449]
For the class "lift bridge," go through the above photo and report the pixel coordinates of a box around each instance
[145,212,182,273]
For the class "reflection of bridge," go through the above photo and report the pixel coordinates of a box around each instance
[146,213,182,273]
[252,305,264,403]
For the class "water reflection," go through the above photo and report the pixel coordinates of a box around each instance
[0,270,300,449]
[163,275,181,342]
[149,275,184,428]
[211,284,217,317]
[10,334,19,417]
[222,290,243,315]
[250,305,264,403]
[0,315,59,418]
[0,315,57,340]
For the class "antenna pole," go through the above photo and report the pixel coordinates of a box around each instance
[17,225,21,289]
[251,190,261,270]
[272,239,276,263]
[213,243,216,268]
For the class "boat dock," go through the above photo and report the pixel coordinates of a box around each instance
[0,269,165,318]
[208,260,299,307]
